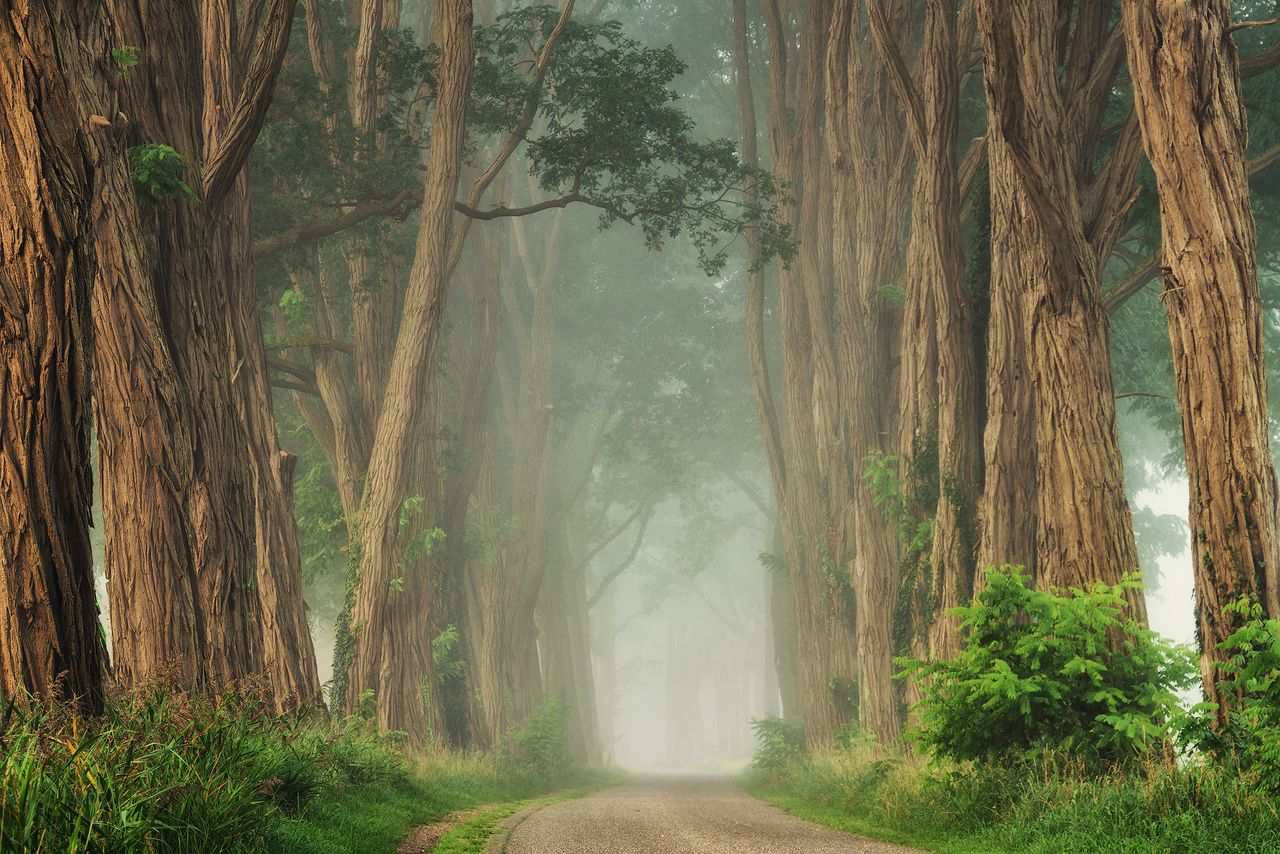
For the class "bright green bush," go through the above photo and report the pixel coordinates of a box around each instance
[749,715,808,771]
[900,567,1196,768]
[1180,600,1280,793]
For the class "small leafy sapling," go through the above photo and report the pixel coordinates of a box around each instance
[128,144,199,204]
[112,45,139,76]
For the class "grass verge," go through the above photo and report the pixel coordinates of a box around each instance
[430,783,607,854]
[741,744,1280,854]
[0,694,614,854]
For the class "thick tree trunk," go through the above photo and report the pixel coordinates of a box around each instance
[463,210,562,746]
[345,0,473,738]
[1125,0,1280,717]
[203,0,320,711]
[976,133,1038,581]
[978,0,1145,620]
[98,0,268,691]
[0,0,109,711]
[827,0,913,745]
[916,0,981,660]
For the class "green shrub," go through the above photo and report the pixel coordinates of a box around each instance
[901,567,1196,768]
[128,143,198,203]
[503,695,571,779]
[1181,600,1280,792]
[749,715,807,771]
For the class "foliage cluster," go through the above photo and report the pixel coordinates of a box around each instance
[748,715,807,772]
[899,567,1196,769]
[501,695,572,780]
[1180,600,1280,793]
[128,144,198,204]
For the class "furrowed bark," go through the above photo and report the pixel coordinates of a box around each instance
[344,0,473,738]
[1125,0,1280,718]
[0,0,109,711]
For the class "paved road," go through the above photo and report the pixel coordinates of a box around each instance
[500,774,927,853]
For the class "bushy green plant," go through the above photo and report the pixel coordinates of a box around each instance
[128,144,198,203]
[901,567,1196,768]
[749,715,808,771]
[1182,599,1280,792]
[503,696,571,779]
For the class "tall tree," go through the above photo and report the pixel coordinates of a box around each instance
[867,0,984,665]
[1124,0,1280,717]
[98,0,300,694]
[0,0,109,711]
[977,0,1147,620]
[760,0,862,747]
[343,0,475,738]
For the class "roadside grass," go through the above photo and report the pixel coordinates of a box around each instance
[741,744,1280,854]
[0,694,615,854]
[431,782,618,854]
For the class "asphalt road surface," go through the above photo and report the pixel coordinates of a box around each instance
[500,774,927,853]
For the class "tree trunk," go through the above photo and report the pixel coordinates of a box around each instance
[762,0,861,750]
[345,0,473,738]
[0,0,109,711]
[916,0,981,660]
[203,0,320,711]
[827,0,913,745]
[98,0,271,691]
[1124,0,1280,717]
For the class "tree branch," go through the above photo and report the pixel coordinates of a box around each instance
[1242,39,1280,76]
[204,0,300,206]
[1103,141,1280,313]
[574,497,653,578]
[587,507,654,608]
[866,0,925,153]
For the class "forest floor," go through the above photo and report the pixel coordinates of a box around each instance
[498,774,924,853]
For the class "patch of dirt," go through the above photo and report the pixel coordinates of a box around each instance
[397,805,494,854]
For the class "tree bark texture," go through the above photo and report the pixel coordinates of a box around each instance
[0,0,110,711]
[977,0,1146,621]
[762,0,861,748]
[344,0,473,738]
[202,0,320,711]
[1124,0,1280,716]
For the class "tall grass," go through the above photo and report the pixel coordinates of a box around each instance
[743,743,1280,854]
[0,694,413,853]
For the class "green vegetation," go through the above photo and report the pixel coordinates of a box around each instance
[744,747,1280,854]
[743,569,1280,853]
[902,568,1196,768]
[0,694,610,854]
[127,144,198,204]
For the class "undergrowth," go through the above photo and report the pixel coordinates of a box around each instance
[743,570,1280,853]
[743,745,1280,853]
[0,693,603,854]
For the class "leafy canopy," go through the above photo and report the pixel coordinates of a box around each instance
[474,7,794,275]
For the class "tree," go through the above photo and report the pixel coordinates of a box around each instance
[0,0,110,711]
[976,0,1147,621]
[758,0,862,748]
[343,0,476,739]
[97,0,304,697]
[1124,0,1280,718]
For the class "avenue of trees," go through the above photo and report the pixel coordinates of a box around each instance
[5,0,1280,762]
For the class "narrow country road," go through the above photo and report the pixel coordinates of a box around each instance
[500,774,927,853]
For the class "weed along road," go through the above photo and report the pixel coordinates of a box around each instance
[498,775,926,853]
